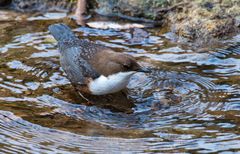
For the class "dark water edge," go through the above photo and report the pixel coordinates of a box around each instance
[0,11,239,153]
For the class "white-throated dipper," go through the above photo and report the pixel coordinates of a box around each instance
[48,23,148,99]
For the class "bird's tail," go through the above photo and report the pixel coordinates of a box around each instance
[48,23,77,42]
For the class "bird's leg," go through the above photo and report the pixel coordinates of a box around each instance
[77,91,94,106]
[73,83,93,105]
[78,91,89,102]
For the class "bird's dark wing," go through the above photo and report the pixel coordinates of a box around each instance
[60,46,100,85]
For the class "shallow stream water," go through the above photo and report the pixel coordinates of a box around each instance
[0,11,239,153]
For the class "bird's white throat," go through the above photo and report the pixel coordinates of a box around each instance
[89,71,136,95]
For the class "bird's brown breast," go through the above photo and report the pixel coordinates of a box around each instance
[88,49,139,76]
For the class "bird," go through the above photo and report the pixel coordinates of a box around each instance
[48,23,149,101]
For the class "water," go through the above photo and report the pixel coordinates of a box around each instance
[0,11,240,153]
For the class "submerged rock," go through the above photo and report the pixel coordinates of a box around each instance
[127,28,149,45]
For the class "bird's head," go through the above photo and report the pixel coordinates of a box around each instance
[113,54,150,73]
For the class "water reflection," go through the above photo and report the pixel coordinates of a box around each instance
[0,12,239,153]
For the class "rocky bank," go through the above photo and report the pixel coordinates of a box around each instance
[93,0,240,46]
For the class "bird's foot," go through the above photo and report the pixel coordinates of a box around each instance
[78,92,93,105]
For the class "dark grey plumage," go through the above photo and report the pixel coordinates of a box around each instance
[49,24,100,85]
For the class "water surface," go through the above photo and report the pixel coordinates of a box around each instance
[0,11,240,153]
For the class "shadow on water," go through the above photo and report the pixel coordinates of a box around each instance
[0,11,239,153]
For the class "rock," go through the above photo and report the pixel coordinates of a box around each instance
[91,0,240,46]
[0,0,11,6]
[127,28,149,45]
[94,0,171,20]
[235,16,240,27]
[202,2,214,10]
[168,1,240,46]
[11,0,75,12]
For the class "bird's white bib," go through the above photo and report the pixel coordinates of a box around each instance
[89,71,135,95]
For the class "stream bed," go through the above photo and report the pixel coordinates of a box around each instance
[0,11,239,153]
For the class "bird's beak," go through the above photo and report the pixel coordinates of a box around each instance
[137,67,151,73]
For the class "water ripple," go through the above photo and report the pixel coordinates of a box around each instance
[0,18,239,153]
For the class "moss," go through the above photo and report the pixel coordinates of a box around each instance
[222,0,234,6]
[143,0,169,8]
[227,5,240,15]
[152,0,169,7]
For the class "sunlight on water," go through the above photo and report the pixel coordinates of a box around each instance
[0,12,239,153]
